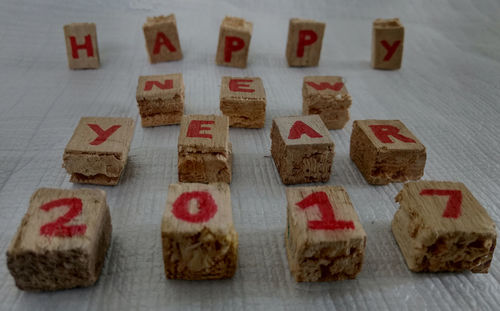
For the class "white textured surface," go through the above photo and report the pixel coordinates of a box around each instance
[1,0,500,310]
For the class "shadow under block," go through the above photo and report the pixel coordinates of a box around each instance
[371,18,404,70]
[162,183,238,279]
[271,115,334,185]
[143,14,182,64]
[286,18,325,67]
[6,188,112,291]
[350,120,426,185]
[136,73,184,127]
[63,117,135,185]
[215,16,253,68]
[392,181,496,273]
[63,23,100,69]
[178,115,232,183]
[302,76,352,130]
[220,76,266,128]
[286,186,366,282]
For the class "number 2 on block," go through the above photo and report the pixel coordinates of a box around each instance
[39,198,87,237]
[420,189,462,219]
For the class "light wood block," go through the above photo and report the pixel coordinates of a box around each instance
[178,115,232,183]
[143,14,183,64]
[162,183,238,279]
[215,16,253,68]
[286,18,325,67]
[6,188,111,291]
[63,23,100,69]
[136,73,184,127]
[302,76,352,130]
[220,76,266,128]
[371,18,404,70]
[271,115,334,185]
[286,186,366,282]
[63,117,135,185]
[350,120,426,185]
[392,181,496,273]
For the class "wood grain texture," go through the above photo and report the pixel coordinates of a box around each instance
[371,18,404,70]
[286,18,325,67]
[63,23,100,69]
[142,14,182,63]
[215,16,253,68]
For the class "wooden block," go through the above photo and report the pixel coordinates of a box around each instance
[178,115,232,183]
[136,73,184,127]
[6,188,111,291]
[350,120,426,185]
[215,16,253,68]
[63,117,135,185]
[302,76,352,130]
[220,76,266,128]
[286,186,366,282]
[271,115,334,185]
[392,181,496,273]
[286,18,325,67]
[371,18,404,70]
[162,183,238,279]
[143,14,183,64]
[63,23,100,69]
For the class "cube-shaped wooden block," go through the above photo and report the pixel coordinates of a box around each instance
[143,14,183,64]
[271,115,334,185]
[371,18,404,70]
[178,115,232,183]
[6,188,112,291]
[302,76,352,130]
[286,18,325,67]
[63,23,100,69]
[220,76,266,128]
[63,117,135,185]
[162,183,238,279]
[392,181,496,273]
[136,73,184,127]
[215,16,253,68]
[350,120,426,185]
[286,186,366,282]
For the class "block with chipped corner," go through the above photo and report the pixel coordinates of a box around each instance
[143,14,182,64]
[286,18,326,67]
[285,186,366,282]
[178,115,232,183]
[63,117,135,185]
[220,76,266,128]
[392,181,496,273]
[136,73,184,127]
[161,183,238,279]
[271,115,334,185]
[302,76,352,130]
[63,23,100,69]
[371,18,404,70]
[350,119,426,185]
[6,188,112,291]
[215,16,253,68]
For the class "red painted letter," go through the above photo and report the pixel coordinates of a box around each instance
[88,124,122,145]
[70,35,94,59]
[153,32,177,54]
[144,79,174,91]
[288,121,322,139]
[172,191,218,223]
[380,40,401,61]
[420,189,463,219]
[229,79,255,93]
[40,198,87,237]
[187,120,215,139]
[297,191,355,230]
[296,30,318,57]
[368,125,415,144]
[306,82,344,91]
[224,36,245,62]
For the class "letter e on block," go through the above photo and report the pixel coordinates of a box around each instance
[63,23,100,69]
[286,18,326,67]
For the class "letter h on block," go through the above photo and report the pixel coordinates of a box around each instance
[63,23,100,69]
[215,16,253,68]
[286,18,325,67]
[142,14,183,64]
[371,18,404,70]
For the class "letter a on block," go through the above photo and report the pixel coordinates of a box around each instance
[288,121,323,139]
[153,32,177,54]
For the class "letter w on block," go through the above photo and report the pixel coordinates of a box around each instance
[306,81,344,91]
[288,121,323,139]
[420,189,463,219]
[144,79,174,91]
[87,124,121,145]
[297,191,355,230]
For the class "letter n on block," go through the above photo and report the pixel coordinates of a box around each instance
[392,181,496,273]
[6,188,111,291]
[271,115,334,185]
[63,23,100,69]
[350,119,426,185]
[286,186,366,282]
[371,18,404,70]
[142,14,183,63]
[286,18,325,67]
[162,183,238,279]
[215,16,253,68]
[178,115,232,183]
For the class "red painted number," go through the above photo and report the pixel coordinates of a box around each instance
[187,120,214,138]
[381,40,401,61]
[306,81,343,91]
[368,124,415,144]
[70,35,94,59]
[288,121,322,139]
[153,32,177,54]
[296,191,355,231]
[144,79,173,91]
[172,191,218,223]
[420,189,463,218]
[229,79,255,93]
[39,198,87,237]
[297,30,318,57]
[224,36,245,62]
[88,124,122,145]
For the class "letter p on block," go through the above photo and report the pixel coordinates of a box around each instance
[63,23,100,69]
[286,18,325,67]
[215,16,253,68]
